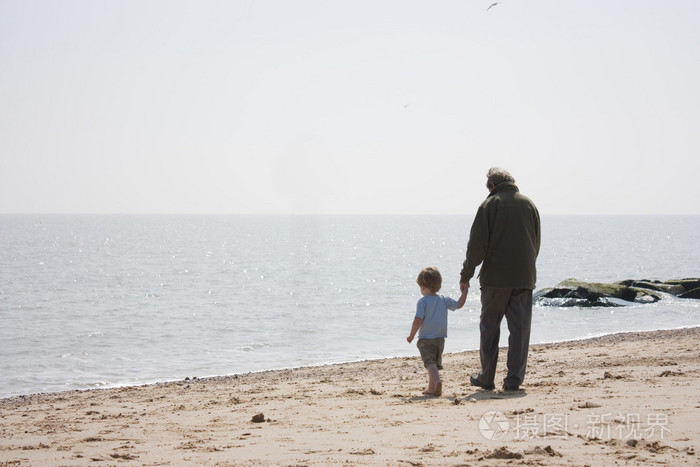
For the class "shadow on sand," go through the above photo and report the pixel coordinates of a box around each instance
[406,389,527,402]
[464,389,527,401]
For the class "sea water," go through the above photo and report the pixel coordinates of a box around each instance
[1,215,698,398]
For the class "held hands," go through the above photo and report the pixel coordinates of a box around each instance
[457,282,469,309]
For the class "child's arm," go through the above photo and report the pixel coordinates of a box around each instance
[455,289,468,309]
[407,317,423,343]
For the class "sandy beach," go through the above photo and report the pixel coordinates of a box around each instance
[1,327,698,466]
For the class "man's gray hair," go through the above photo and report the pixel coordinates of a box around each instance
[486,167,515,188]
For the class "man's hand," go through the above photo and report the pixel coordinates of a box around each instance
[456,282,469,309]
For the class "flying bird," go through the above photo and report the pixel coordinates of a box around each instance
[487,2,500,10]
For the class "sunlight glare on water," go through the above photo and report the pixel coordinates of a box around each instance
[0,214,698,397]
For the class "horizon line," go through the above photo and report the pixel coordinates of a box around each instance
[1,212,699,217]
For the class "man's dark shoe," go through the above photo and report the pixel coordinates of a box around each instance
[470,373,495,390]
[502,383,520,392]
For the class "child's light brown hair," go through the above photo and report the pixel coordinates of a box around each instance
[416,266,442,293]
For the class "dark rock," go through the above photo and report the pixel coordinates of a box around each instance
[536,278,700,307]
[666,279,700,293]
[535,279,660,307]
[679,287,700,299]
[617,280,685,296]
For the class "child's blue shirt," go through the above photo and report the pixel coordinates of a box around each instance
[415,294,459,339]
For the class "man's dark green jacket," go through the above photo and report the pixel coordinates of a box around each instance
[460,182,541,289]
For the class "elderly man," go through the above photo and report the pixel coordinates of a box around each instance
[460,167,541,391]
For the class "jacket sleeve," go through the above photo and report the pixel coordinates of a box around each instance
[533,205,541,258]
[460,204,489,283]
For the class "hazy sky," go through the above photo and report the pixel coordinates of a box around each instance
[1,0,698,215]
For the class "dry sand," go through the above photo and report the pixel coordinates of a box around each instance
[1,327,699,466]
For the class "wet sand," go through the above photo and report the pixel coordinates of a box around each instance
[1,327,698,465]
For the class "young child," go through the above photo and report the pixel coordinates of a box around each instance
[407,266,467,396]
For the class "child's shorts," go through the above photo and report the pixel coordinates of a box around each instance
[416,337,445,370]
